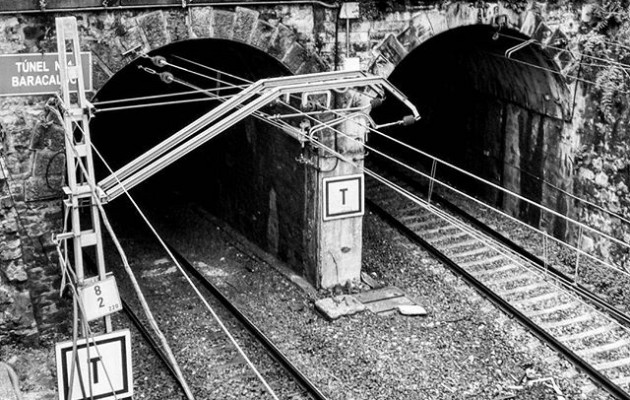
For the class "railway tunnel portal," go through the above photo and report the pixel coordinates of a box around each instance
[371,24,575,240]
[0,2,588,338]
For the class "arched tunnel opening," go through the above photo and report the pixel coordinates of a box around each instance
[89,39,311,269]
[371,25,573,239]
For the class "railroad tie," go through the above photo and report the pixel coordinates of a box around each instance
[485,273,533,287]
[451,246,493,259]
[525,301,581,318]
[460,255,505,268]
[406,218,441,231]
[540,313,592,330]
[439,238,481,252]
[421,225,457,236]
[557,325,613,343]
[594,356,630,371]
[578,339,630,358]
[510,291,558,308]
[472,263,520,279]
[431,230,470,245]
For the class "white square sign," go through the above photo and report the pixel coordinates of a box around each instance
[323,174,364,221]
[55,329,133,400]
[79,276,122,322]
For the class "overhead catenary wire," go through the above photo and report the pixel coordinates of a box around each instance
[496,31,630,72]
[143,60,630,280]
[148,55,630,228]
[278,116,630,338]
[84,134,282,400]
[56,105,198,400]
[92,85,247,107]
[133,57,630,264]
[104,54,629,230]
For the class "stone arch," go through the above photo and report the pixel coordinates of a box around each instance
[367,4,571,78]
[368,6,576,240]
[90,7,327,91]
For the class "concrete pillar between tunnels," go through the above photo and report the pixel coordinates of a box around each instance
[308,92,370,289]
[91,39,366,289]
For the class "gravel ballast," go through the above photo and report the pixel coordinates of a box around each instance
[1,192,616,399]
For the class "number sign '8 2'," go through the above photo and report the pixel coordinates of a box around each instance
[79,277,122,322]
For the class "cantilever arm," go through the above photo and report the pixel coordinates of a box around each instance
[99,73,420,202]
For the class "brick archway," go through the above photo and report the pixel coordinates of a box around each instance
[367,4,571,78]
[91,7,327,91]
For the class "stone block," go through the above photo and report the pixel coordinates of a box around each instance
[1,260,27,282]
[233,7,259,43]
[25,176,62,202]
[32,150,65,178]
[190,7,213,38]
[0,287,34,329]
[30,123,64,152]
[0,246,21,261]
[138,11,171,50]
[115,24,147,56]
[445,3,479,29]
[282,42,307,73]
[211,9,235,40]
[520,11,542,38]
[296,55,326,74]
[268,24,296,61]
[315,295,365,320]
[250,20,276,52]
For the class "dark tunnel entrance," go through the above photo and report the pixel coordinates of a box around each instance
[90,39,310,266]
[371,25,573,238]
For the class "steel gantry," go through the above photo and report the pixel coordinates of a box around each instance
[98,67,420,201]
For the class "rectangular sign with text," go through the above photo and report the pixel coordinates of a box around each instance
[79,276,122,322]
[0,52,92,96]
[323,174,365,221]
[55,329,133,400]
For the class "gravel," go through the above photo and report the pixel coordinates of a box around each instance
[2,188,617,399]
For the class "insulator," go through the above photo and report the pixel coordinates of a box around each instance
[151,55,167,68]
[401,115,416,126]
[159,72,174,84]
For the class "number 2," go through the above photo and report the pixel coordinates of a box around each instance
[98,297,104,308]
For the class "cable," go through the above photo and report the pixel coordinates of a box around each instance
[497,32,630,72]
[285,124,630,338]
[56,104,198,400]
[87,139,281,400]
[92,85,248,107]
[140,57,630,255]
[94,94,234,113]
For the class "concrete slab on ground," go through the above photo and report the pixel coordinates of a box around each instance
[398,304,428,316]
[354,286,428,316]
[315,295,366,320]
[365,296,415,314]
[354,286,405,303]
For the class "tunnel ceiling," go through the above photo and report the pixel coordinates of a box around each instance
[387,25,570,120]
[90,38,291,187]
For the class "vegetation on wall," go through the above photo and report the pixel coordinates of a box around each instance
[572,0,630,269]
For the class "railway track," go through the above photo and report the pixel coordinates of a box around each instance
[366,161,630,400]
[111,246,328,400]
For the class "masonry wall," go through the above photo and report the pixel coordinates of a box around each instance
[0,3,330,340]
[199,119,309,276]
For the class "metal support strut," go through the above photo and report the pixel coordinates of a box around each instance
[98,65,420,201]
[55,16,112,333]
